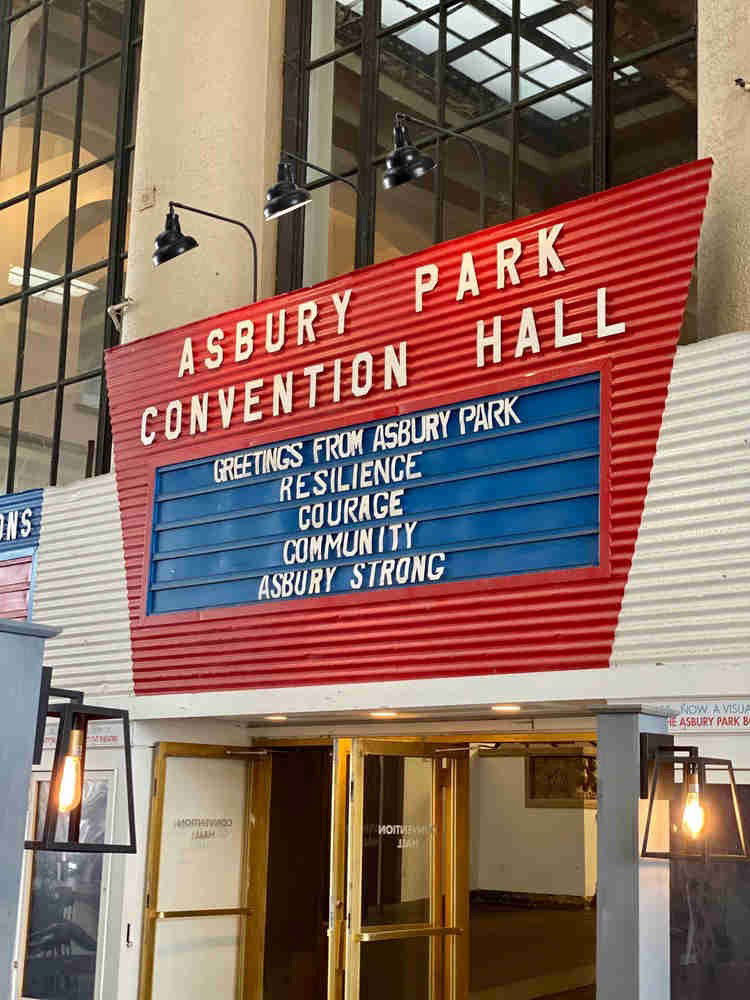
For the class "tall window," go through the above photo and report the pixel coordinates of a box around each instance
[0,0,142,493]
[278,0,696,314]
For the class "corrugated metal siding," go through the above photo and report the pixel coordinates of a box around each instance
[0,556,33,620]
[611,330,750,669]
[33,474,134,696]
[106,160,711,695]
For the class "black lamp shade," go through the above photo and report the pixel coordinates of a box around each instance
[382,122,436,190]
[265,160,312,220]
[152,208,198,267]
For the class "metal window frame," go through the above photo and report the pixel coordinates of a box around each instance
[0,0,142,492]
[276,0,697,295]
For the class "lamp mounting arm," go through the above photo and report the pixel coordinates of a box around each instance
[395,112,487,228]
[281,152,361,199]
[168,201,258,303]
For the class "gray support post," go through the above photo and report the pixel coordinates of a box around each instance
[0,620,59,997]
[596,707,670,1000]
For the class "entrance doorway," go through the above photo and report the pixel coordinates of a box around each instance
[139,734,596,1000]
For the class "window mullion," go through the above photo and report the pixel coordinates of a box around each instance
[50,0,88,486]
[8,0,50,491]
[592,0,610,191]
[355,0,380,269]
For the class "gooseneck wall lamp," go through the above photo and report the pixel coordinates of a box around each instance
[26,667,136,854]
[265,151,361,221]
[640,737,748,862]
[153,201,259,303]
[383,112,487,229]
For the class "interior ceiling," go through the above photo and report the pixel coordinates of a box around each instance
[229,701,608,728]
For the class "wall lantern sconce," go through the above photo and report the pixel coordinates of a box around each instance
[382,112,487,229]
[264,152,361,221]
[640,737,748,861]
[25,667,136,854]
[152,201,258,303]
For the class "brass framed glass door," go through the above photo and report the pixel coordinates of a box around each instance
[340,740,469,1000]
[139,743,271,1000]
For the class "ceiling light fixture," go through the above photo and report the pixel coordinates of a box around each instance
[264,714,288,722]
[370,710,399,719]
[491,704,522,712]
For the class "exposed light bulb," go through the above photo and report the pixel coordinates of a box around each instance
[58,729,84,814]
[682,772,705,838]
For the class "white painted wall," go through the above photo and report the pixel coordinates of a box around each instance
[470,755,596,899]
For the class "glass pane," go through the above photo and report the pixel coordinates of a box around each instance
[362,754,433,927]
[157,756,249,912]
[0,300,21,396]
[57,376,100,485]
[128,42,140,144]
[443,118,512,240]
[22,778,108,1000]
[470,752,596,999]
[302,56,360,286]
[38,80,78,185]
[446,3,512,125]
[66,264,107,377]
[517,88,592,216]
[45,0,83,91]
[304,176,358,286]
[375,163,433,266]
[310,0,363,61]
[80,57,121,161]
[378,17,438,156]
[0,402,11,490]
[0,102,36,199]
[613,0,695,63]
[31,178,71,278]
[86,0,125,66]
[73,164,113,271]
[381,0,436,29]
[15,388,54,490]
[1,198,30,297]
[153,915,241,999]
[670,782,750,998]
[4,7,43,108]
[529,3,593,85]
[360,936,429,1000]
[307,57,359,177]
[22,282,63,390]
[611,43,696,186]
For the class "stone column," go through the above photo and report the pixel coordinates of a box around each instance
[697,0,750,338]
[596,707,670,1000]
[123,0,287,343]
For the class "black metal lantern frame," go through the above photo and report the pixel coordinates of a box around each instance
[641,743,748,862]
[26,668,136,854]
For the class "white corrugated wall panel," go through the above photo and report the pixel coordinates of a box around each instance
[611,330,750,669]
[34,473,134,696]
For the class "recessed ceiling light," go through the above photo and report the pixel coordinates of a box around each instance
[491,704,522,712]
[370,710,399,719]
[265,714,288,722]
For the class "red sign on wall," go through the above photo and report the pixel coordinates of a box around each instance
[106,160,711,695]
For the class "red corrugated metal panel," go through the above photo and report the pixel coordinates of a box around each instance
[106,159,712,695]
[0,556,32,621]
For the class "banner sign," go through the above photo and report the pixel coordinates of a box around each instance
[149,373,600,613]
[666,703,750,733]
[106,160,711,694]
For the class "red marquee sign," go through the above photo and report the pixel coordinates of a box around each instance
[106,159,711,695]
